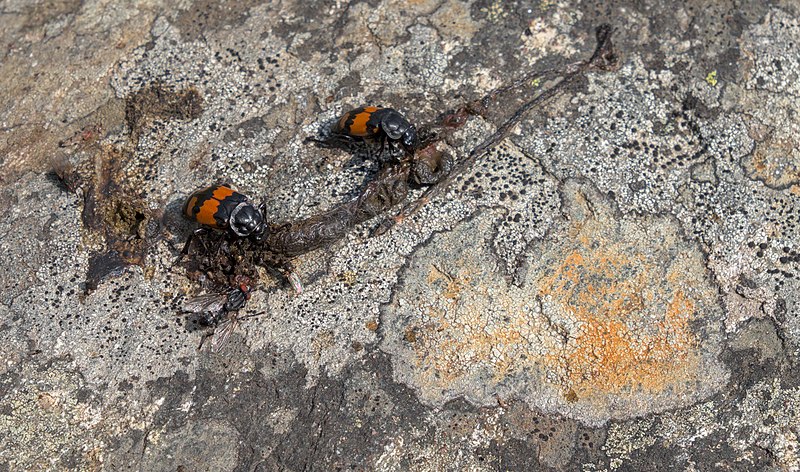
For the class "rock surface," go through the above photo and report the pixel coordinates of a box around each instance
[1,1,799,470]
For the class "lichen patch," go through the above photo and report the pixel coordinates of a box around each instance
[382,180,728,425]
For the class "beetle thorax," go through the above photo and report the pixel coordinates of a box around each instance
[229,202,264,237]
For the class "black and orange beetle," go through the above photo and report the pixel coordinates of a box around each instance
[180,184,268,255]
[314,106,419,158]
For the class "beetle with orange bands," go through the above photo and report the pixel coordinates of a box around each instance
[331,106,419,155]
[182,184,268,248]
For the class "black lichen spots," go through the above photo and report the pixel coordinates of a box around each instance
[778,245,800,268]
[214,44,282,91]
[125,83,204,142]
[745,193,800,290]
[212,47,284,150]
[173,0,263,43]
[460,143,560,278]
[491,402,581,470]
[82,273,188,367]
[121,83,207,197]
[612,96,706,175]
[652,98,708,171]
[13,265,178,378]
[746,14,800,94]
[518,72,712,218]
[571,427,606,465]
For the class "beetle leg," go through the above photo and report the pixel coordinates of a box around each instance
[176,227,210,264]
[306,133,359,151]
[214,236,227,259]
[378,134,386,161]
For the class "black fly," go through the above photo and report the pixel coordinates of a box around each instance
[182,284,263,352]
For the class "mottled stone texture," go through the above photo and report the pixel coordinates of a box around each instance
[1,1,799,470]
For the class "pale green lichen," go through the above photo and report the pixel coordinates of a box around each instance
[480,1,508,23]
[706,70,718,86]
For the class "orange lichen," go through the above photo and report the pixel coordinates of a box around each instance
[538,245,699,396]
[413,266,560,388]
[410,235,704,398]
[744,136,800,188]
[386,188,724,422]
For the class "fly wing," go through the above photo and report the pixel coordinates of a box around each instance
[183,293,227,314]
[210,320,236,353]
[287,272,304,294]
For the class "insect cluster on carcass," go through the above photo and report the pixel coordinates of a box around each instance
[178,25,619,351]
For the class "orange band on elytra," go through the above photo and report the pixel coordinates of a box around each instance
[348,106,380,136]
